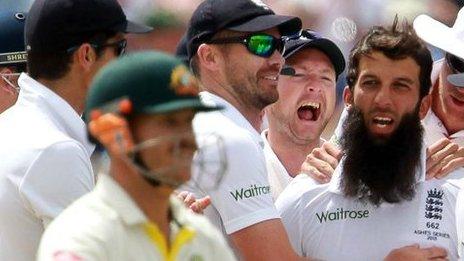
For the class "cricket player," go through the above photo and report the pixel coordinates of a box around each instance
[263,29,345,199]
[276,19,459,260]
[37,51,236,261]
[0,0,151,260]
[0,10,27,114]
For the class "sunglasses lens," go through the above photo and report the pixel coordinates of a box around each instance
[447,54,464,73]
[248,35,275,57]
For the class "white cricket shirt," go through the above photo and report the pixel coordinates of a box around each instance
[37,175,236,261]
[276,150,462,260]
[184,92,280,237]
[0,73,95,261]
[261,129,322,200]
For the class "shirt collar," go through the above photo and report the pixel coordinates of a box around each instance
[17,73,95,155]
[96,174,190,227]
[261,129,290,176]
[328,144,427,194]
[199,91,263,145]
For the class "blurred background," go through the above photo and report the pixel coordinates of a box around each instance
[5,0,463,138]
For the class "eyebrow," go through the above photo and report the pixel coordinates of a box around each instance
[360,73,415,84]
[394,77,415,84]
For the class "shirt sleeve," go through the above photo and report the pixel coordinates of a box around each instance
[19,141,94,227]
[192,131,280,234]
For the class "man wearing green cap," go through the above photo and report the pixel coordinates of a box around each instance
[37,51,235,261]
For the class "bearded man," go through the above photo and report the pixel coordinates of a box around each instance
[276,19,459,260]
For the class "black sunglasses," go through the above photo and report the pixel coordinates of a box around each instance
[445,52,464,74]
[207,33,284,58]
[67,39,127,56]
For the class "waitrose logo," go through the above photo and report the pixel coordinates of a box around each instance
[230,184,271,201]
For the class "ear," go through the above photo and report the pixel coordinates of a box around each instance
[196,43,221,72]
[418,94,431,120]
[343,85,353,107]
[74,44,97,72]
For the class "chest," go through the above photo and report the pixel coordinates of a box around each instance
[304,184,458,261]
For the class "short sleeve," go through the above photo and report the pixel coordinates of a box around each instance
[19,141,94,227]
[192,131,280,234]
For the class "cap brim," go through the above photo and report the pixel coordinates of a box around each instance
[447,73,464,87]
[414,14,464,59]
[284,39,346,77]
[124,20,153,34]
[141,99,223,114]
[227,15,301,36]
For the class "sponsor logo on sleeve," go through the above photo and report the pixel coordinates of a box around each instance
[230,184,271,201]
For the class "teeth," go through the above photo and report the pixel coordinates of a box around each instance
[302,102,320,110]
[264,75,278,81]
[373,117,393,126]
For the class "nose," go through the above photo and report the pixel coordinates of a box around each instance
[373,85,394,109]
[268,49,285,69]
[305,79,322,94]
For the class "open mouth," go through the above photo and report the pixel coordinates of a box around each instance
[297,102,320,121]
[372,116,393,128]
[262,75,279,81]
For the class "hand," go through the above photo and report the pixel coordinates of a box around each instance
[384,244,448,261]
[426,138,464,180]
[176,191,211,214]
[88,113,134,157]
[301,142,343,184]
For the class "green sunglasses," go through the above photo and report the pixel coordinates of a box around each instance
[207,33,284,58]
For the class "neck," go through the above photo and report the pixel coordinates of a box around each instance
[266,129,320,177]
[110,160,172,238]
[201,76,263,132]
[37,74,86,115]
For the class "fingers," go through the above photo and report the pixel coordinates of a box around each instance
[426,138,451,159]
[301,161,331,184]
[312,147,340,170]
[322,142,343,161]
[426,139,458,179]
[435,148,464,179]
[423,246,448,259]
[190,196,211,214]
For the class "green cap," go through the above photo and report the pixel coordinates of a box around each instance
[85,51,220,122]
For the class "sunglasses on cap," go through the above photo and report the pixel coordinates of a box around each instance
[207,33,284,58]
[67,39,127,57]
[445,53,464,74]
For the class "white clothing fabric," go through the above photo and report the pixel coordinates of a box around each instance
[422,110,464,147]
[183,92,280,237]
[276,150,462,260]
[0,73,95,261]
[37,175,236,261]
[261,129,293,201]
[261,129,322,200]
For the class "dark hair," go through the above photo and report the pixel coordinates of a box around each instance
[346,17,432,99]
[189,30,236,79]
[27,31,117,80]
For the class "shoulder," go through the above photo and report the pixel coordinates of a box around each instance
[276,174,330,215]
[39,192,121,257]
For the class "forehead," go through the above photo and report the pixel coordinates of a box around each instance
[357,52,420,82]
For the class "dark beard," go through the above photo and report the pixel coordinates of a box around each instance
[339,106,423,206]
